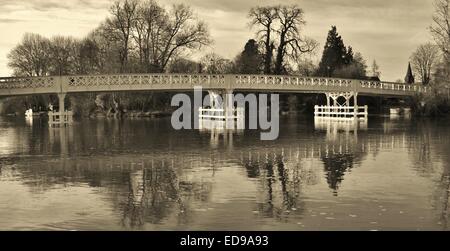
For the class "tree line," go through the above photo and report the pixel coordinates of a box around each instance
[5,0,213,116]
[0,1,315,116]
[407,0,450,115]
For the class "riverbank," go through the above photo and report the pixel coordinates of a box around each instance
[3,110,173,119]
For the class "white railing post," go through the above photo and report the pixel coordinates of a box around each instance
[364,105,368,120]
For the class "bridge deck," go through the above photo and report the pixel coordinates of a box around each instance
[0,74,427,97]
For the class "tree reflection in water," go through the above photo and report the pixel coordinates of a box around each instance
[315,119,366,196]
[3,116,450,230]
[242,150,320,220]
[122,162,179,227]
[321,153,355,195]
[408,119,450,229]
[5,154,214,229]
[121,159,214,228]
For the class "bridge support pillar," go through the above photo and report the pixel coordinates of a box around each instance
[199,89,244,130]
[224,89,234,128]
[48,93,72,127]
[318,92,367,121]
[207,90,220,109]
[58,93,66,112]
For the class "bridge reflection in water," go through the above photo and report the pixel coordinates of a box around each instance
[198,119,244,149]
[1,116,449,230]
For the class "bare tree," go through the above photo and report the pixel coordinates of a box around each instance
[410,43,441,85]
[157,4,210,72]
[100,0,139,114]
[168,57,199,73]
[132,5,147,67]
[200,53,234,74]
[430,0,450,60]
[131,2,210,73]
[84,1,210,74]
[88,26,123,74]
[49,36,78,76]
[75,38,102,74]
[7,33,51,77]
[295,57,316,77]
[132,0,164,71]
[274,5,317,74]
[249,6,278,74]
[108,0,139,73]
[144,1,169,72]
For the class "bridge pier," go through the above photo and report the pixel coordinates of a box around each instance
[58,93,66,113]
[199,89,244,130]
[315,92,367,121]
[326,93,330,107]
[224,89,234,128]
[48,92,73,127]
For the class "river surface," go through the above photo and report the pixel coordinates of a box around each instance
[0,115,449,230]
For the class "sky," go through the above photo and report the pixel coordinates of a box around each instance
[0,0,436,81]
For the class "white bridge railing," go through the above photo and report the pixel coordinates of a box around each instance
[359,81,428,93]
[48,111,73,126]
[198,107,245,130]
[314,105,368,121]
[198,107,245,120]
[0,74,428,96]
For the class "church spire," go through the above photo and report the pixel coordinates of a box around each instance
[404,62,415,84]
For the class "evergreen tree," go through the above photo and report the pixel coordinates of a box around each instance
[345,46,354,65]
[235,39,262,74]
[317,26,348,77]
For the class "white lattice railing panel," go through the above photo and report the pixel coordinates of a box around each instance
[233,75,352,88]
[0,74,428,96]
[0,76,56,89]
[66,74,227,87]
[360,80,426,93]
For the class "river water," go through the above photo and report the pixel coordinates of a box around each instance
[0,115,449,230]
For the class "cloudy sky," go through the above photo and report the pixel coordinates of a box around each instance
[0,0,435,81]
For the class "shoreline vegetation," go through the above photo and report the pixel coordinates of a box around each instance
[3,93,443,119]
[1,0,449,118]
